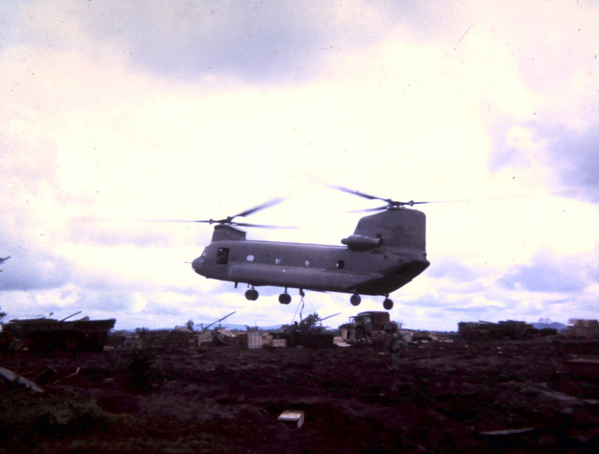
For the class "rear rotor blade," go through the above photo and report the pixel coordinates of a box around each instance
[331,185,457,209]
[350,205,390,213]
[329,185,390,203]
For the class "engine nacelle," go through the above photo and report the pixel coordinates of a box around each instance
[341,234,382,250]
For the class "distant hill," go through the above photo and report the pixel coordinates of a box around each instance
[532,322,566,332]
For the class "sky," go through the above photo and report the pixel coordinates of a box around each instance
[1,0,598,331]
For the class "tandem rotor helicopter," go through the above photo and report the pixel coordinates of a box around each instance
[170,187,433,311]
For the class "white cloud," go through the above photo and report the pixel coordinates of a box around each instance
[2,0,599,331]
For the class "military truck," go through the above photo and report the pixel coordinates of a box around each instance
[341,311,392,341]
[458,320,537,341]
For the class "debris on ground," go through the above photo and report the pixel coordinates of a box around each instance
[0,365,44,393]
[2,336,599,452]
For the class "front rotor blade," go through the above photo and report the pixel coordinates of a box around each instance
[143,219,218,224]
[232,198,286,220]
[232,222,296,229]
[142,219,294,229]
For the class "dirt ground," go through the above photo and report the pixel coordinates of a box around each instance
[2,336,599,453]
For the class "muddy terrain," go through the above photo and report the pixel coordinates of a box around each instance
[1,337,599,453]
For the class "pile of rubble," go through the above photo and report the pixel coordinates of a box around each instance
[561,319,599,338]
[122,328,292,351]
[124,329,213,350]
[238,331,287,349]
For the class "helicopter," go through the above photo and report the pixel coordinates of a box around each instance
[184,187,432,310]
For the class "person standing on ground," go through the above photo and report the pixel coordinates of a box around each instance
[384,321,405,370]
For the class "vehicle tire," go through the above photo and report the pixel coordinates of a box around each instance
[350,294,361,306]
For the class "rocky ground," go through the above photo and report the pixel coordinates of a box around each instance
[1,337,599,453]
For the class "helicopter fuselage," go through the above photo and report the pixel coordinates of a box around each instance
[192,239,428,295]
[191,208,430,309]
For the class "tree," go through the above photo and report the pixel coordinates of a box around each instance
[299,312,322,331]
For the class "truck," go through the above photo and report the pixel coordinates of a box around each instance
[341,311,393,343]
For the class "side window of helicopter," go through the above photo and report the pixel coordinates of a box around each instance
[246,254,255,262]
[216,248,229,265]
[305,259,311,267]
[336,260,345,269]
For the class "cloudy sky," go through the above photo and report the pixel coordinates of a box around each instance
[1,0,598,331]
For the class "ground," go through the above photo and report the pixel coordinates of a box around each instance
[1,337,599,453]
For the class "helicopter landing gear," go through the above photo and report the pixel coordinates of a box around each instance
[245,288,259,301]
[279,289,291,305]
[383,297,394,310]
[350,293,361,306]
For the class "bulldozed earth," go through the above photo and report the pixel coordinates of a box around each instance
[2,336,599,453]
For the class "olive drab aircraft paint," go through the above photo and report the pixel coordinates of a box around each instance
[189,187,432,310]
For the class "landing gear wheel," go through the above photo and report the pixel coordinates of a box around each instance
[350,294,361,306]
[383,298,394,310]
[245,289,259,301]
[278,293,291,305]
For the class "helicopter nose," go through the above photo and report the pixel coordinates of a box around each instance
[192,256,205,274]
